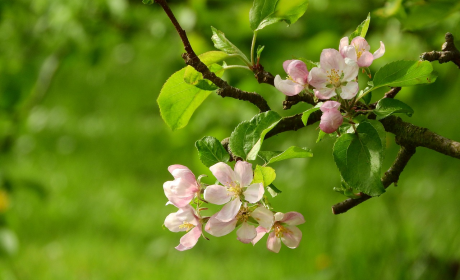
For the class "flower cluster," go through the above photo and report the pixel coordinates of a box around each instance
[163,161,305,253]
[275,36,385,134]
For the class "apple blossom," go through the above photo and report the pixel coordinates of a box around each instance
[164,205,202,251]
[274,60,309,96]
[205,205,274,243]
[163,165,200,208]
[339,36,385,68]
[251,211,305,253]
[319,101,343,133]
[308,49,359,100]
[204,161,264,222]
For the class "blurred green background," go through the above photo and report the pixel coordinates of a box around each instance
[0,0,460,279]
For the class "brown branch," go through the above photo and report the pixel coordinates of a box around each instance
[252,64,275,86]
[331,145,416,214]
[421,32,460,68]
[265,110,322,139]
[383,87,401,99]
[283,94,316,110]
[154,0,270,112]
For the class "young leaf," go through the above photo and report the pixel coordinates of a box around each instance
[301,103,322,125]
[157,68,213,130]
[250,0,309,31]
[195,136,230,167]
[258,146,313,164]
[316,130,327,143]
[186,64,224,91]
[252,165,276,186]
[349,13,371,39]
[229,111,281,160]
[184,51,229,88]
[333,120,386,196]
[372,60,438,89]
[211,27,250,65]
[256,45,265,60]
[267,183,282,197]
[374,98,414,120]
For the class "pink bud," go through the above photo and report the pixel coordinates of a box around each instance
[320,101,341,113]
[319,110,343,133]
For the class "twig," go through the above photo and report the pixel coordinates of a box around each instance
[154,0,270,112]
[383,87,401,99]
[421,32,460,68]
[283,94,316,110]
[331,145,416,215]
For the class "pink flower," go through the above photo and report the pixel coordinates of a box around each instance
[164,205,202,251]
[205,205,274,243]
[339,36,385,68]
[203,161,264,222]
[308,49,359,100]
[163,165,199,208]
[274,60,309,96]
[251,211,305,253]
[319,101,343,133]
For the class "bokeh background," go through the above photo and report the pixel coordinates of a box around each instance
[1,0,460,279]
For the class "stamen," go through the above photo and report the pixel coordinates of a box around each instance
[178,222,194,232]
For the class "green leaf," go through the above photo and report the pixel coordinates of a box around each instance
[316,130,327,143]
[211,27,250,65]
[267,183,282,197]
[184,51,229,89]
[401,2,460,31]
[256,45,265,60]
[195,136,230,167]
[362,91,372,105]
[157,68,213,130]
[250,0,309,31]
[258,146,313,164]
[252,165,276,186]
[229,111,281,160]
[301,102,322,125]
[142,0,154,4]
[374,98,414,120]
[372,60,438,89]
[333,120,386,196]
[350,13,370,39]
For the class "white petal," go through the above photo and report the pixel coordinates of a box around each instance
[339,37,349,54]
[308,67,328,89]
[164,212,183,232]
[342,58,359,82]
[251,226,269,245]
[236,222,257,244]
[243,183,264,203]
[373,41,385,60]
[281,226,302,249]
[274,75,301,96]
[176,226,202,251]
[251,206,274,230]
[343,45,358,61]
[274,212,285,222]
[340,81,359,100]
[205,214,237,237]
[209,162,237,186]
[279,211,305,226]
[266,232,281,253]
[234,161,253,187]
[203,184,232,205]
[320,49,345,72]
[215,199,242,222]
[315,88,336,100]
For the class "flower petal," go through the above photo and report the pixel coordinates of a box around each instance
[168,165,196,185]
[281,225,302,249]
[339,37,349,55]
[203,184,232,205]
[163,181,195,208]
[251,226,269,245]
[164,212,183,232]
[267,232,281,253]
[243,183,264,203]
[373,41,385,60]
[175,226,202,251]
[357,51,373,68]
[320,101,341,113]
[320,49,345,72]
[234,161,253,187]
[210,162,237,187]
[215,198,242,222]
[236,222,257,244]
[351,36,370,52]
[205,214,237,237]
[308,67,328,89]
[280,211,305,226]
[251,206,274,230]
[275,75,301,96]
[340,81,359,100]
[315,88,336,100]
[342,58,359,82]
[283,60,296,73]
[342,45,358,61]
[164,206,197,232]
[286,60,309,84]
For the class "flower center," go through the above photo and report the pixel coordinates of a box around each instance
[354,45,364,59]
[274,222,292,238]
[326,69,342,88]
[228,182,243,198]
[236,206,251,222]
[178,222,195,232]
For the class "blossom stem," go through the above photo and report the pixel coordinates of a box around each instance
[251,31,258,66]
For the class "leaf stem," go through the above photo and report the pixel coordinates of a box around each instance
[223,65,252,71]
[251,31,258,66]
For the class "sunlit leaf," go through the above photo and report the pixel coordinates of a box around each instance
[258,146,313,164]
[195,136,230,167]
[374,98,414,120]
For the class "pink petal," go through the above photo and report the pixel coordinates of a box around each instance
[163,181,194,208]
[286,60,308,84]
[234,161,253,187]
[320,49,345,72]
[210,162,237,187]
[357,51,374,67]
[236,222,257,244]
[168,165,196,185]
[164,205,197,232]
[342,58,359,82]
[251,206,274,230]
[251,226,269,245]
[215,198,242,222]
[340,81,359,100]
[373,41,385,60]
[205,214,237,237]
[267,232,281,253]
[320,101,341,113]
[320,110,343,133]
[314,88,336,100]
[280,225,302,249]
[243,183,264,203]
[274,75,301,96]
[308,67,328,89]
[280,211,305,226]
[351,36,370,52]
[203,184,232,205]
[164,212,183,232]
[339,37,349,55]
[283,60,296,73]
[342,45,357,61]
[175,226,202,251]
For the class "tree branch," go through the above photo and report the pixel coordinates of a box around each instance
[283,94,317,110]
[154,0,270,112]
[331,145,416,215]
[421,32,460,68]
